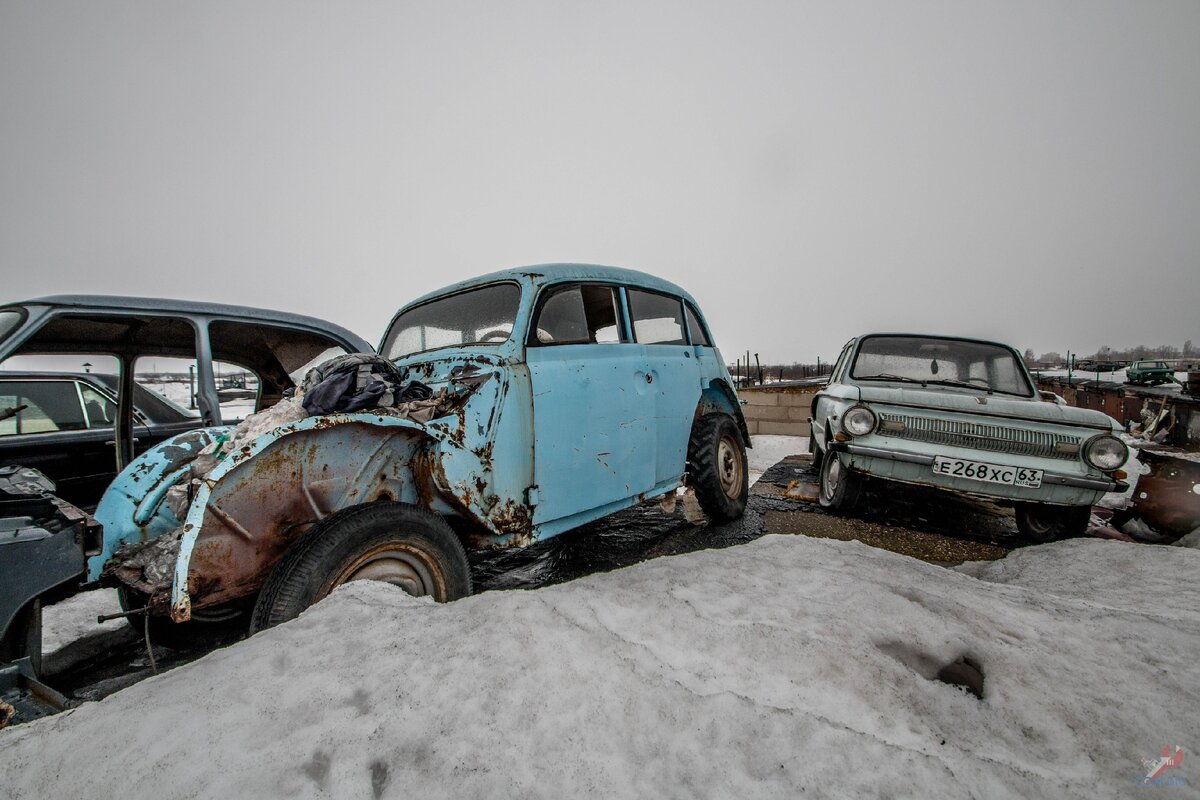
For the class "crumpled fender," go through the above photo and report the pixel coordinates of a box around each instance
[91,427,231,581]
[167,410,515,621]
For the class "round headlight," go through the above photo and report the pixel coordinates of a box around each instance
[1083,434,1128,471]
[841,405,877,437]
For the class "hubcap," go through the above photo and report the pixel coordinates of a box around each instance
[717,434,743,498]
[823,457,841,500]
[331,543,442,599]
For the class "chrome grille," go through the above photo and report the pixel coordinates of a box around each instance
[876,412,1081,460]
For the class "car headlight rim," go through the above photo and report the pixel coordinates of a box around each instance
[1083,434,1128,472]
[841,405,877,437]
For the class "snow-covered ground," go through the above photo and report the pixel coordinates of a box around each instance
[6,535,1197,798]
[39,434,808,658]
[1033,367,1189,387]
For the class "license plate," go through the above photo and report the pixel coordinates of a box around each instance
[931,456,1042,488]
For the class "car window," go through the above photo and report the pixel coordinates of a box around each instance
[530,285,622,346]
[382,283,522,359]
[683,303,712,347]
[135,356,258,420]
[0,380,86,435]
[628,289,686,345]
[80,383,116,426]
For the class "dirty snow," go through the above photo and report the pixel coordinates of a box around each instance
[3,535,1197,798]
[37,435,805,659]
[39,589,123,654]
[748,434,807,486]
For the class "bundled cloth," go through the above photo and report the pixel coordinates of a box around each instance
[198,354,451,467]
[301,353,433,415]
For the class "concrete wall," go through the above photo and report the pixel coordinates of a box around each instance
[738,385,816,437]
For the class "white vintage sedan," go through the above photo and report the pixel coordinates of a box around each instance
[810,333,1128,541]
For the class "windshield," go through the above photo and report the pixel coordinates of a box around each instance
[381,283,522,360]
[850,335,1033,396]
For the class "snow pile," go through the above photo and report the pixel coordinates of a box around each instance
[3,536,1197,798]
[39,589,123,654]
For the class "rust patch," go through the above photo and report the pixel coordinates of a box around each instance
[472,440,494,469]
[490,499,533,536]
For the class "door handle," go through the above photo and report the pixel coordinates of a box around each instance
[106,438,140,446]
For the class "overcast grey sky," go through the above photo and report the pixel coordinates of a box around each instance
[2,1,1197,363]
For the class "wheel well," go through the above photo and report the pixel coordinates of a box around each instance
[696,380,751,446]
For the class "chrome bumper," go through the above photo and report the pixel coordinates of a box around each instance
[828,442,1128,493]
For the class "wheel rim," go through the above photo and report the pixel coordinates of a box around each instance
[822,455,841,501]
[717,433,744,498]
[329,542,445,599]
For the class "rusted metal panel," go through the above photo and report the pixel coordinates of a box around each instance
[1132,450,1200,537]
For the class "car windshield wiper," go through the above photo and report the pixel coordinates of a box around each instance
[924,378,993,393]
[857,373,925,384]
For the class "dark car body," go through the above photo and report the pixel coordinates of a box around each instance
[1126,361,1176,386]
[0,372,200,508]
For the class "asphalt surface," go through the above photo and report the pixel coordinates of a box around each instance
[40,453,1029,711]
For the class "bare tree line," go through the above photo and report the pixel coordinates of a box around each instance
[1023,340,1197,367]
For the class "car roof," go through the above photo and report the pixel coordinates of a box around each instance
[8,294,372,352]
[400,264,701,309]
[851,332,1023,351]
[0,370,108,380]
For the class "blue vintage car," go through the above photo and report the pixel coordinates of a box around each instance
[99,265,748,636]
[811,333,1128,542]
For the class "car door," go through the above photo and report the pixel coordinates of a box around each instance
[525,283,655,526]
[0,377,115,506]
[626,288,702,486]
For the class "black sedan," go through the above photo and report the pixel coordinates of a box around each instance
[0,371,201,508]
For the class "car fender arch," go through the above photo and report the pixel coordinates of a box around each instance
[697,379,751,446]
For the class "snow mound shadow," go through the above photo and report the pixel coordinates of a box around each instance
[877,641,986,700]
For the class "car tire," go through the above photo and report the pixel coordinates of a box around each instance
[687,413,748,522]
[1014,503,1091,543]
[249,501,471,634]
[817,448,861,512]
[117,586,249,650]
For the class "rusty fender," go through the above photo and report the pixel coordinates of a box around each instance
[167,413,532,621]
